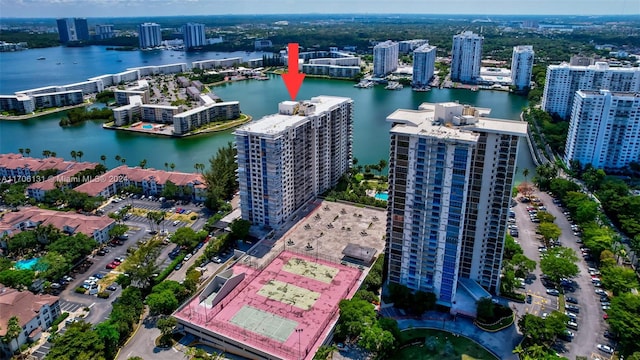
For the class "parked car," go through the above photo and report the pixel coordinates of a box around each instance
[546,289,560,296]
[184,253,192,261]
[106,285,118,291]
[213,257,223,264]
[559,330,574,342]
[565,304,580,313]
[566,321,579,330]
[174,263,183,270]
[106,262,118,269]
[565,296,578,304]
[597,344,614,354]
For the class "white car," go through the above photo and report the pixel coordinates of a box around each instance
[546,289,560,296]
[184,253,192,262]
[597,344,614,354]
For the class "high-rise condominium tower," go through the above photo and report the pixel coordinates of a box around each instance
[450,31,483,83]
[235,96,353,230]
[511,45,534,91]
[564,90,640,171]
[138,23,162,49]
[412,44,437,88]
[385,102,526,306]
[183,23,206,50]
[56,18,90,43]
[373,41,399,78]
[542,62,640,119]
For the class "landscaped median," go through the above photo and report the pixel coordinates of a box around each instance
[393,328,497,360]
[474,298,515,332]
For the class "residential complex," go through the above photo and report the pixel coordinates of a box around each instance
[450,31,484,84]
[183,23,206,50]
[56,18,89,44]
[0,207,115,243]
[302,64,360,79]
[412,44,437,88]
[235,96,353,230]
[138,23,162,49]
[172,99,240,135]
[541,62,640,118]
[510,45,535,91]
[94,24,115,40]
[0,286,60,358]
[385,102,527,306]
[73,165,207,201]
[564,90,640,171]
[399,39,429,54]
[373,41,399,78]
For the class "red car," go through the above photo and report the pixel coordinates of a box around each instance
[106,262,118,269]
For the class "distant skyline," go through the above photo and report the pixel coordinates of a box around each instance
[0,0,638,19]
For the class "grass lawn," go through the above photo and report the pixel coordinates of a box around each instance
[392,329,497,360]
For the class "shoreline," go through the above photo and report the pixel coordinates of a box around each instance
[102,114,252,138]
[0,103,89,121]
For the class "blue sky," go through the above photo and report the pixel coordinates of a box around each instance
[0,0,638,18]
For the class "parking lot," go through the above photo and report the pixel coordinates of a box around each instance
[511,189,616,359]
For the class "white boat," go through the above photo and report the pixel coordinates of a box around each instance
[354,80,374,88]
[385,81,403,90]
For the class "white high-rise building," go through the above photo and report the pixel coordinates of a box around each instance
[235,96,353,230]
[385,102,526,305]
[373,41,399,78]
[542,62,640,118]
[511,45,534,91]
[412,44,437,88]
[450,31,483,83]
[183,23,206,50]
[94,24,115,40]
[399,39,429,54]
[138,23,162,49]
[564,90,640,171]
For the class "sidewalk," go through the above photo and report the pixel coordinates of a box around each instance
[393,311,521,360]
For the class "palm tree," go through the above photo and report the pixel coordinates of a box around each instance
[121,158,126,165]
[25,148,31,157]
[42,150,50,158]
[523,168,530,184]
[169,163,175,171]
[115,155,121,163]
[100,154,107,165]
[18,148,24,155]
[50,151,57,157]
[378,159,388,175]
[164,162,169,171]
[4,316,21,353]
[139,159,147,169]
[70,150,77,161]
[77,150,84,161]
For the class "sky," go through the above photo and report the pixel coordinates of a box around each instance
[0,0,638,18]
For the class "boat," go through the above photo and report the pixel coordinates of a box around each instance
[56,62,62,65]
[412,86,431,92]
[354,80,374,88]
[385,81,403,90]
[37,57,45,60]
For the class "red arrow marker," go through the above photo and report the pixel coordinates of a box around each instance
[281,43,305,100]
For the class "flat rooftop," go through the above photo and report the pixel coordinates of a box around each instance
[236,96,351,136]
[174,251,362,360]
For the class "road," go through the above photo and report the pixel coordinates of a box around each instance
[511,189,614,359]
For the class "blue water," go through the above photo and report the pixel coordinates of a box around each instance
[15,258,40,270]
[375,192,389,201]
[142,125,153,129]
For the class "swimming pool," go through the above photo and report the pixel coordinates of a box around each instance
[142,124,153,129]
[15,258,40,270]
[375,192,389,201]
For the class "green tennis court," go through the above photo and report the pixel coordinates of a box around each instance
[229,305,299,342]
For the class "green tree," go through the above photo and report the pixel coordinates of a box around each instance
[172,227,199,248]
[147,291,179,315]
[511,253,537,278]
[334,299,376,341]
[156,316,178,339]
[229,218,251,240]
[608,293,640,356]
[601,266,640,296]
[45,321,106,360]
[36,251,70,281]
[537,222,561,248]
[536,211,556,224]
[95,322,120,360]
[3,316,21,353]
[358,324,396,358]
[77,150,84,162]
[160,180,179,199]
[121,241,161,289]
[539,247,579,284]
[70,150,77,161]
[582,224,614,260]
[108,224,129,239]
[582,166,606,192]
[139,159,147,169]
[100,154,106,165]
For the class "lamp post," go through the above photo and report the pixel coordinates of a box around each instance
[295,328,303,360]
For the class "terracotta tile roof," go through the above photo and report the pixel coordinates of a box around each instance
[0,285,58,337]
[27,162,100,192]
[73,165,206,197]
[0,153,74,173]
[0,207,114,238]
